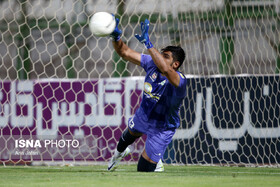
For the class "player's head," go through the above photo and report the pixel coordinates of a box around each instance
[161,46,185,70]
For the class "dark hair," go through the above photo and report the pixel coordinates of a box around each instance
[161,46,185,69]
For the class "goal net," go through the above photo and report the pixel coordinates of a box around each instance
[0,0,280,167]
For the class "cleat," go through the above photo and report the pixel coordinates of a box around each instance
[108,147,131,171]
[154,159,164,172]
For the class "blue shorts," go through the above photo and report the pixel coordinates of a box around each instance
[128,115,175,163]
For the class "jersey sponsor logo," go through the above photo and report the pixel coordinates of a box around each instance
[143,92,160,101]
[144,82,162,101]
[144,82,152,93]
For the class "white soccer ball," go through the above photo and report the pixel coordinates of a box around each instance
[89,12,116,37]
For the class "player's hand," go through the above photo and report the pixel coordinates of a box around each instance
[110,15,122,41]
[135,19,153,49]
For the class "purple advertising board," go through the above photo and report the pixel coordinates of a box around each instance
[2,75,280,165]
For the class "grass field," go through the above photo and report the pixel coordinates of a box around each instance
[0,164,280,187]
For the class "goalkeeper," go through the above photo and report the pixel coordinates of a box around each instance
[108,17,187,172]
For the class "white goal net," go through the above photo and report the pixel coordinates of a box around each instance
[0,0,280,166]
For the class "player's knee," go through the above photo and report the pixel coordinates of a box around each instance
[137,155,157,172]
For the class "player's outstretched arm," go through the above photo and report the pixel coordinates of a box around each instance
[110,17,141,66]
[134,19,180,87]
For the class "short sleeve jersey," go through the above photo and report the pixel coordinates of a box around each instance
[135,54,187,130]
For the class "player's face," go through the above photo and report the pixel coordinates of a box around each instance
[161,51,179,70]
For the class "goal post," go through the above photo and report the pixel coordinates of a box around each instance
[0,0,280,167]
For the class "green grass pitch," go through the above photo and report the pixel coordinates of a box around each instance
[0,164,280,187]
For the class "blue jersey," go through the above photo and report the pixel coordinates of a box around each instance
[133,54,187,131]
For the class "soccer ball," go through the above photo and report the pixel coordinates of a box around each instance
[89,12,116,37]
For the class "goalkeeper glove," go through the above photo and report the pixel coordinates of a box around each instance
[135,19,153,49]
[110,16,122,41]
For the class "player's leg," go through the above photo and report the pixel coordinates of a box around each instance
[108,128,142,171]
[137,129,175,172]
[137,149,157,172]
[117,128,142,153]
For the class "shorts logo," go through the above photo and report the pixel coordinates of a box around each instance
[129,118,135,129]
